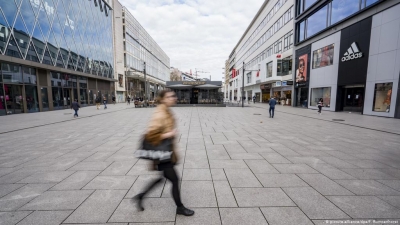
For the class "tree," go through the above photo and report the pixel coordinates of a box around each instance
[170,68,182,81]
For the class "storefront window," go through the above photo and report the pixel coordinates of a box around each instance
[311,87,331,107]
[313,44,334,69]
[331,0,360,25]
[2,63,23,84]
[41,87,49,111]
[266,62,273,78]
[25,85,39,113]
[373,83,392,112]
[0,85,5,116]
[277,56,292,76]
[22,67,37,84]
[306,5,328,38]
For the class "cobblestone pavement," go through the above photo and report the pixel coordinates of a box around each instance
[0,104,400,225]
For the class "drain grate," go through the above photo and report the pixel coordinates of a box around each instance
[332,119,345,121]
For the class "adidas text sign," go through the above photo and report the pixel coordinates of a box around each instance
[342,42,363,62]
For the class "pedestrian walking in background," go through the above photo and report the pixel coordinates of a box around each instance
[71,99,80,118]
[318,98,323,115]
[127,96,131,105]
[112,96,116,105]
[95,96,101,110]
[253,95,256,104]
[134,89,194,217]
[103,97,107,109]
[269,97,277,118]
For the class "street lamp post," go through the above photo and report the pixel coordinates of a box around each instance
[143,61,147,106]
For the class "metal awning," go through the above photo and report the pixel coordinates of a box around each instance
[166,84,192,89]
[195,84,220,89]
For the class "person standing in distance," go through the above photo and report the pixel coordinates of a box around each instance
[127,96,131,105]
[134,89,194,216]
[95,96,101,110]
[71,99,80,118]
[269,97,277,118]
[317,98,323,115]
[103,97,107,109]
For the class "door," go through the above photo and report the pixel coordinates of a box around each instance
[296,88,309,107]
[192,89,199,104]
[63,88,71,108]
[343,87,364,112]
[4,84,24,114]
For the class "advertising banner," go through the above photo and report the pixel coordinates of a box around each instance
[296,54,308,83]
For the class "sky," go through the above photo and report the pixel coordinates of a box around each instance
[118,0,265,81]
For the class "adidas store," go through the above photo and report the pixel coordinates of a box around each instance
[294,2,400,118]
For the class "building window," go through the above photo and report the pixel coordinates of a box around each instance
[306,5,328,38]
[247,72,252,83]
[331,0,360,25]
[277,56,292,76]
[373,83,392,112]
[311,87,331,107]
[266,62,273,78]
[312,44,334,69]
[297,0,318,15]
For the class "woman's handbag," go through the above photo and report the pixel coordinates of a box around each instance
[135,137,173,163]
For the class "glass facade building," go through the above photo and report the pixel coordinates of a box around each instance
[0,0,114,115]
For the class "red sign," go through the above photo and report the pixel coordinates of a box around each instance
[277,54,281,58]
[256,70,260,77]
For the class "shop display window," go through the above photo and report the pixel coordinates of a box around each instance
[277,56,292,76]
[310,87,331,107]
[312,44,334,69]
[372,83,392,112]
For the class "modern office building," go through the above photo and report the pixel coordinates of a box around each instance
[112,0,170,102]
[293,0,400,118]
[227,0,295,104]
[0,0,114,115]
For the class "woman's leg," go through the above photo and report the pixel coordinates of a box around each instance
[163,167,183,207]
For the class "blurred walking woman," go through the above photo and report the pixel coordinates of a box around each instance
[134,89,194,216]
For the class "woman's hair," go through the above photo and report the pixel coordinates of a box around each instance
[319,98,323,102]
[157,89,174,102]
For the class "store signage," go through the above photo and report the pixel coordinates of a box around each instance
[282,81,287,86]
[275,81,281,87]
[256,80,261,84]
[260,84,272,89]
[342,42,362,62]
[182,81,206,85]
[276,54,281,58]
[287,80,293,85]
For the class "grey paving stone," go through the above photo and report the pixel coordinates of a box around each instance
[17,171,74,184]
[126,163,161,176]
[182,169,212,180]
[233,188,295,207]
[213,181,237,207]
[176,208,220,225]
[17,210,72,225]
[260,153,291,163]
[109,198,176,223]
[340,168,397,180]
[185,150,207,159]
[83,176,137,190]
[224,168,262,187]
[222,144,246,153]
[244,147,276,153]
[0,184,53,211]
[100,161,136,175]
[297,174,354,195]
[219,208,268,225]
[261,207,314,225]
[0,171,36,184]
[0,184,25,198]
[209,160,248,169]
[181,181,217,207]
[210,169,227,180]
[83,151,116,162]
[64,190,126,224]
[228,153,263,160]
[309,164,355,180]
[125,175,165,198]
[318,156,360,168]
[273,164,319,173]
[206,149,230,160]
[245,159,279,174]
[286,156,326,166]
[344,159,392,168]
[0,211,31,225]
[335,180,400,195]
[327,196,400,218]
[377,180,400,191]
[312,219,398,225]
[255,174,309,187]
[68,161,113,171]
[51,171,100,190]
[377,195,400,208]
[184,158,209,169]
[20,190,93,210]
[283,187,350,219]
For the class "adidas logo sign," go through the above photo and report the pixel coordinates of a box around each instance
[341,42,363,62]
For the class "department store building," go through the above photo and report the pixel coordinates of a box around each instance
[0,0,114,116]
[293,0,400,118]
[227,0,295,104]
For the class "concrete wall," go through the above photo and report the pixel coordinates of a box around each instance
[112,0,126,97]
[364,3,400,118]
[308,31,341,111]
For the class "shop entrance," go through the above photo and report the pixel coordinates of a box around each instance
[296,88,308,107]
[191,88,199,104]
[340,86,364,112]
[62,88,72,108]
[4,84,24,114]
